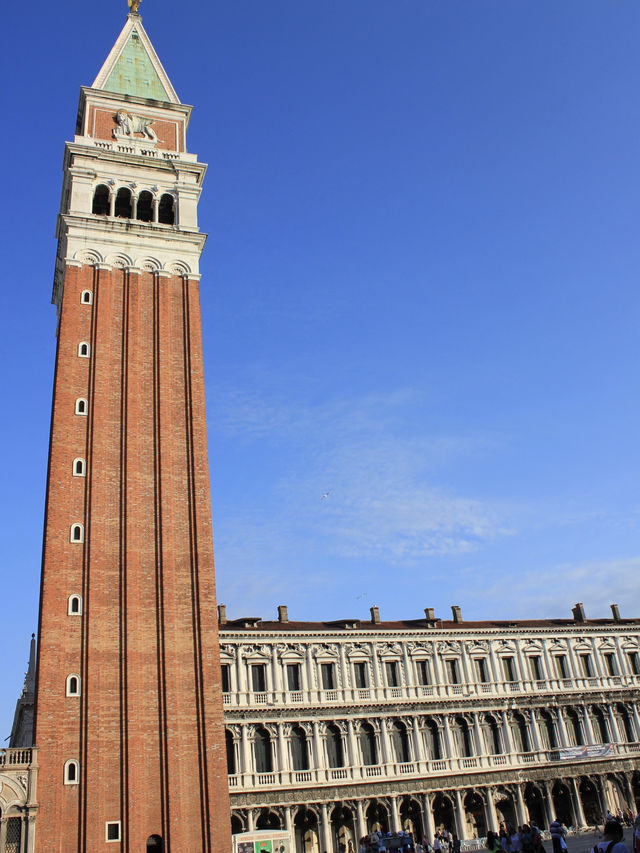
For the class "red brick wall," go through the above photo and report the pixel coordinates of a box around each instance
[35,263,231,852]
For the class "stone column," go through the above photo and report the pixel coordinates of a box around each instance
[488,644,501,687]
[542,781,555,827]
[313,721,324,775]
[306,647,316,699]
[595,775,609,817]
[247,810,255,832]
[556,709,569,748]
[285,807,293,836]
[390,795,400,832]
[442,716,455,759]
[346,720,358,767]
[515,785,527,827]
[484,788,499,833]
[569,777,586,828]
[623,774,635,810]
[109,189,116,217]
[453,789,466,840]
[277,724,289,776]
[241,725,251,778]
[582,707,595,745]
[500,711,514,754]
[472,713,484,758]
[152,195,159,223]
[529,711,543,752]
[379,719,392,767]
[273,652,283,695]
[321,803,332,853]
[607,706,619,743]
[402,644,413,693]
[422,793,436,843]
[412,717,423,764]
[237,652,248,697]
[356,801,367,841]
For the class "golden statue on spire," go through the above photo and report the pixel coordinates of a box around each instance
[128,0,141,14]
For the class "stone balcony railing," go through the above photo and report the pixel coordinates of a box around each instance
[0,748,35,768]
[227,741,640,792]
[222,674,640,709]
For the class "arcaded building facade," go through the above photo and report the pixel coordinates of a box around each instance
[220,603,640,853]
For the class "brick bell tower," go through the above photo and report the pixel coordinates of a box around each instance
[34,9,231,852]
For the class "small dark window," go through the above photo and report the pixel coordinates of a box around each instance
[251,664,266,692]
[75,398,88,415]
[68,595,82,615]
[106,822,121,842]
[78,342,90,357]
[137,190,154,222]
[287,663,301,691]
[71,523,84,543]
[321,663,335,690]
[114,187,132,219]
[446,659,460,685]
[81,290,93,304]
[147,835,163,852]
[92,184,110,216]
[354,662,368,688]
[158,193,175,225]
[64,760,79,784]
[628,652,640,675]
[67,675,80,696]
[221,664,230,693]
[391,720,411,763]
[555,655,569,679]
[603,653,616,676]
[73,458,86,476]
[385,661,400,687]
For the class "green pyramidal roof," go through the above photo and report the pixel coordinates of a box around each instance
[92,15,180,104]
[104,29,171,100]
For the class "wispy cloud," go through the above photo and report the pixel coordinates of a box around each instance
[210,384,514,564]
[472,556,640,620]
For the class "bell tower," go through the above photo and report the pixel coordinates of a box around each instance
[34,10,231,852]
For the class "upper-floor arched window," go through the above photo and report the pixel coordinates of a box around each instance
[92,184,110,216]
[73,458,86,477]
[137,191,154,222]
[539,710,557,749]
[254,726,272,774]
[454,716,473,757]
[566,708,583,746]
[75,398,88,416]
[291,726,309,771]
[326,724,344,768]
[390,720,411,763]
[81,290,93,305]
[425,719,442,760]
[114,187,132,219]
[158,194,175,225]
[484,714,502,755]
[359,722,377,766]
[78,342,90,358]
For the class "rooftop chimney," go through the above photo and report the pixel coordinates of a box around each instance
[370,605,380,624]
[424,608,435,621]
[218,604,227,625]
[278,605,289,623]
[451,605,462,624]
[572,602,586,623]
[610,603,621,623]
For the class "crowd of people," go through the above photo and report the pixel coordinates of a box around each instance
[353,811,640,853]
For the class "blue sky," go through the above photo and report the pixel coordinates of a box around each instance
[1,0,639,735]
